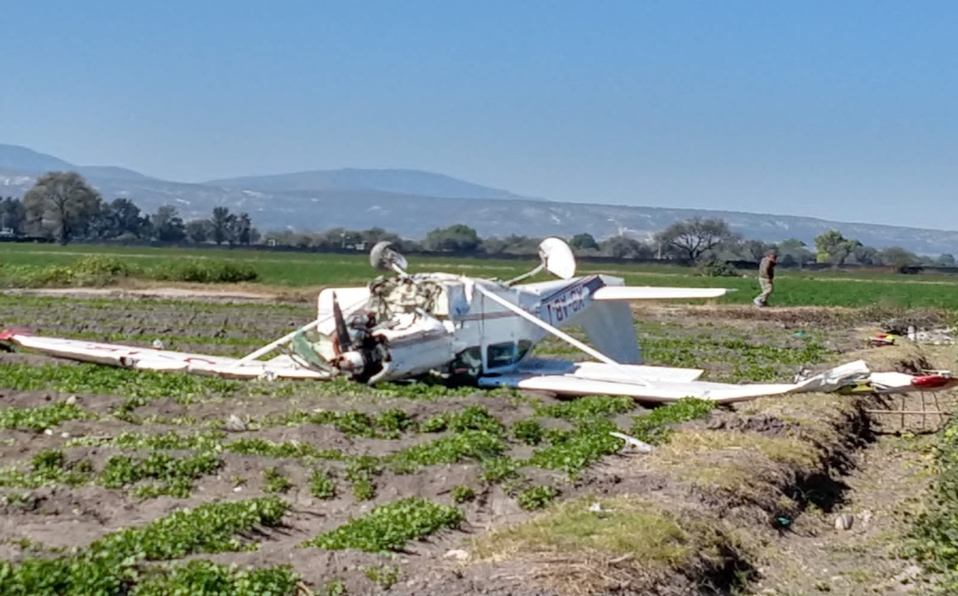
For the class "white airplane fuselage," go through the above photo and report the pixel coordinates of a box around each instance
[314,272,640,383]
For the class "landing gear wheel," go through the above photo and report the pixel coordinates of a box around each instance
[369,241,408,273]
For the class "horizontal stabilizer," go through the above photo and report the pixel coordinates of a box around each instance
[591,286,730,301]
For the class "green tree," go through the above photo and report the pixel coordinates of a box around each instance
[424,224,482,253]
[570,233,599,251]
[228,212,253,246]
[186,219,212,243]
[937,253,956,267]
[0,197,26,234]
[600,235,654,259]
[813,230,863,265]
[22,171,102,244]
[775,238,815,266]
[151,205,186,242]
[878,246,918,273]
[210,206,236,245]
[654,217,738,263]
[110,198,150,238]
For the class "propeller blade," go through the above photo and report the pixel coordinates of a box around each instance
[331,292,353,353]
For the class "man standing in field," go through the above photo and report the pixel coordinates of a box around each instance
[754,251,777,307]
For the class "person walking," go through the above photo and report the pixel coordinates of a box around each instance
[754,251,777,307]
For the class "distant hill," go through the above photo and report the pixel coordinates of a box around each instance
[205,168,532,201]
[1,143,957,255]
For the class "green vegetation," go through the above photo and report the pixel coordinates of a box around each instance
[0,497,293,595]
[0,449,93,489]
[309,467,337,499]
[262,466,294,494]
[264,407,414,439]
[630,398,718,445]
[0,448,222,498]
[904,419,958,592]
[517,485,559,510]
[472,496,733,593]
[451,485,477,503]
[102,451,222,498]
[0,403,95,432]
[131,560,300,596]
[0,273,941,595]
[0,254,258,288]
[3,240,958,309]
[385,430,506,473]
[419,405,505,435]
[0,362,240,407]
[302,497,463,553]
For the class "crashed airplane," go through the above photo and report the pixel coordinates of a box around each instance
[1,238,954,403]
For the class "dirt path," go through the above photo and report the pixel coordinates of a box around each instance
[749,433,936,595]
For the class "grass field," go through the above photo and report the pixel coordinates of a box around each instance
[4,242,958,310]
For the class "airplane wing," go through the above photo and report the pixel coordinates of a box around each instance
[0,331,330,380]
[478,359,878,404]
[591,286,730,301]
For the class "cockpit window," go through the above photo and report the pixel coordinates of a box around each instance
[486,340,533,369]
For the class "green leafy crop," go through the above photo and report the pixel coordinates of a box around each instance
[309,467,337,499]
[302,497,463,553]
[101,451,222,498]
[0,497,291,595]
[517,485,559,510]
[418,405,505,435]
[630,398,717,445]
[0,403,95,432]
[130,560,300,596]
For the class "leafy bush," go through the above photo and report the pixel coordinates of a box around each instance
[696,258,740,277]
[73,255,138,278]
[149,259,258,283]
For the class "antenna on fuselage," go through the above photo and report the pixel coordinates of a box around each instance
[505,237,578,286]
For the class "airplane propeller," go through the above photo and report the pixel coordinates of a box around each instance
[331,291,353,353]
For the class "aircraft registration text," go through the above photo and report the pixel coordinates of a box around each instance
[543,284,590,325]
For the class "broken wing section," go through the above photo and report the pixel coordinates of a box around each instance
[478,359,873,404]
[0,332,329,380]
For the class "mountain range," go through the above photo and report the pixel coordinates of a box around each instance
[1,143,956,255]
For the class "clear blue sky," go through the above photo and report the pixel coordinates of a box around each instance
[1,0,956,229]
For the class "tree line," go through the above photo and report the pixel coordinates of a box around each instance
[5,170,952,273]
[1,171,259,246]
[263,216,951,273]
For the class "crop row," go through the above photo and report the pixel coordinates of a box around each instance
[0,395,716,512]
[0,492,461,595]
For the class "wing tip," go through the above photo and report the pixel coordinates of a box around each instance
[0,328,30,341]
